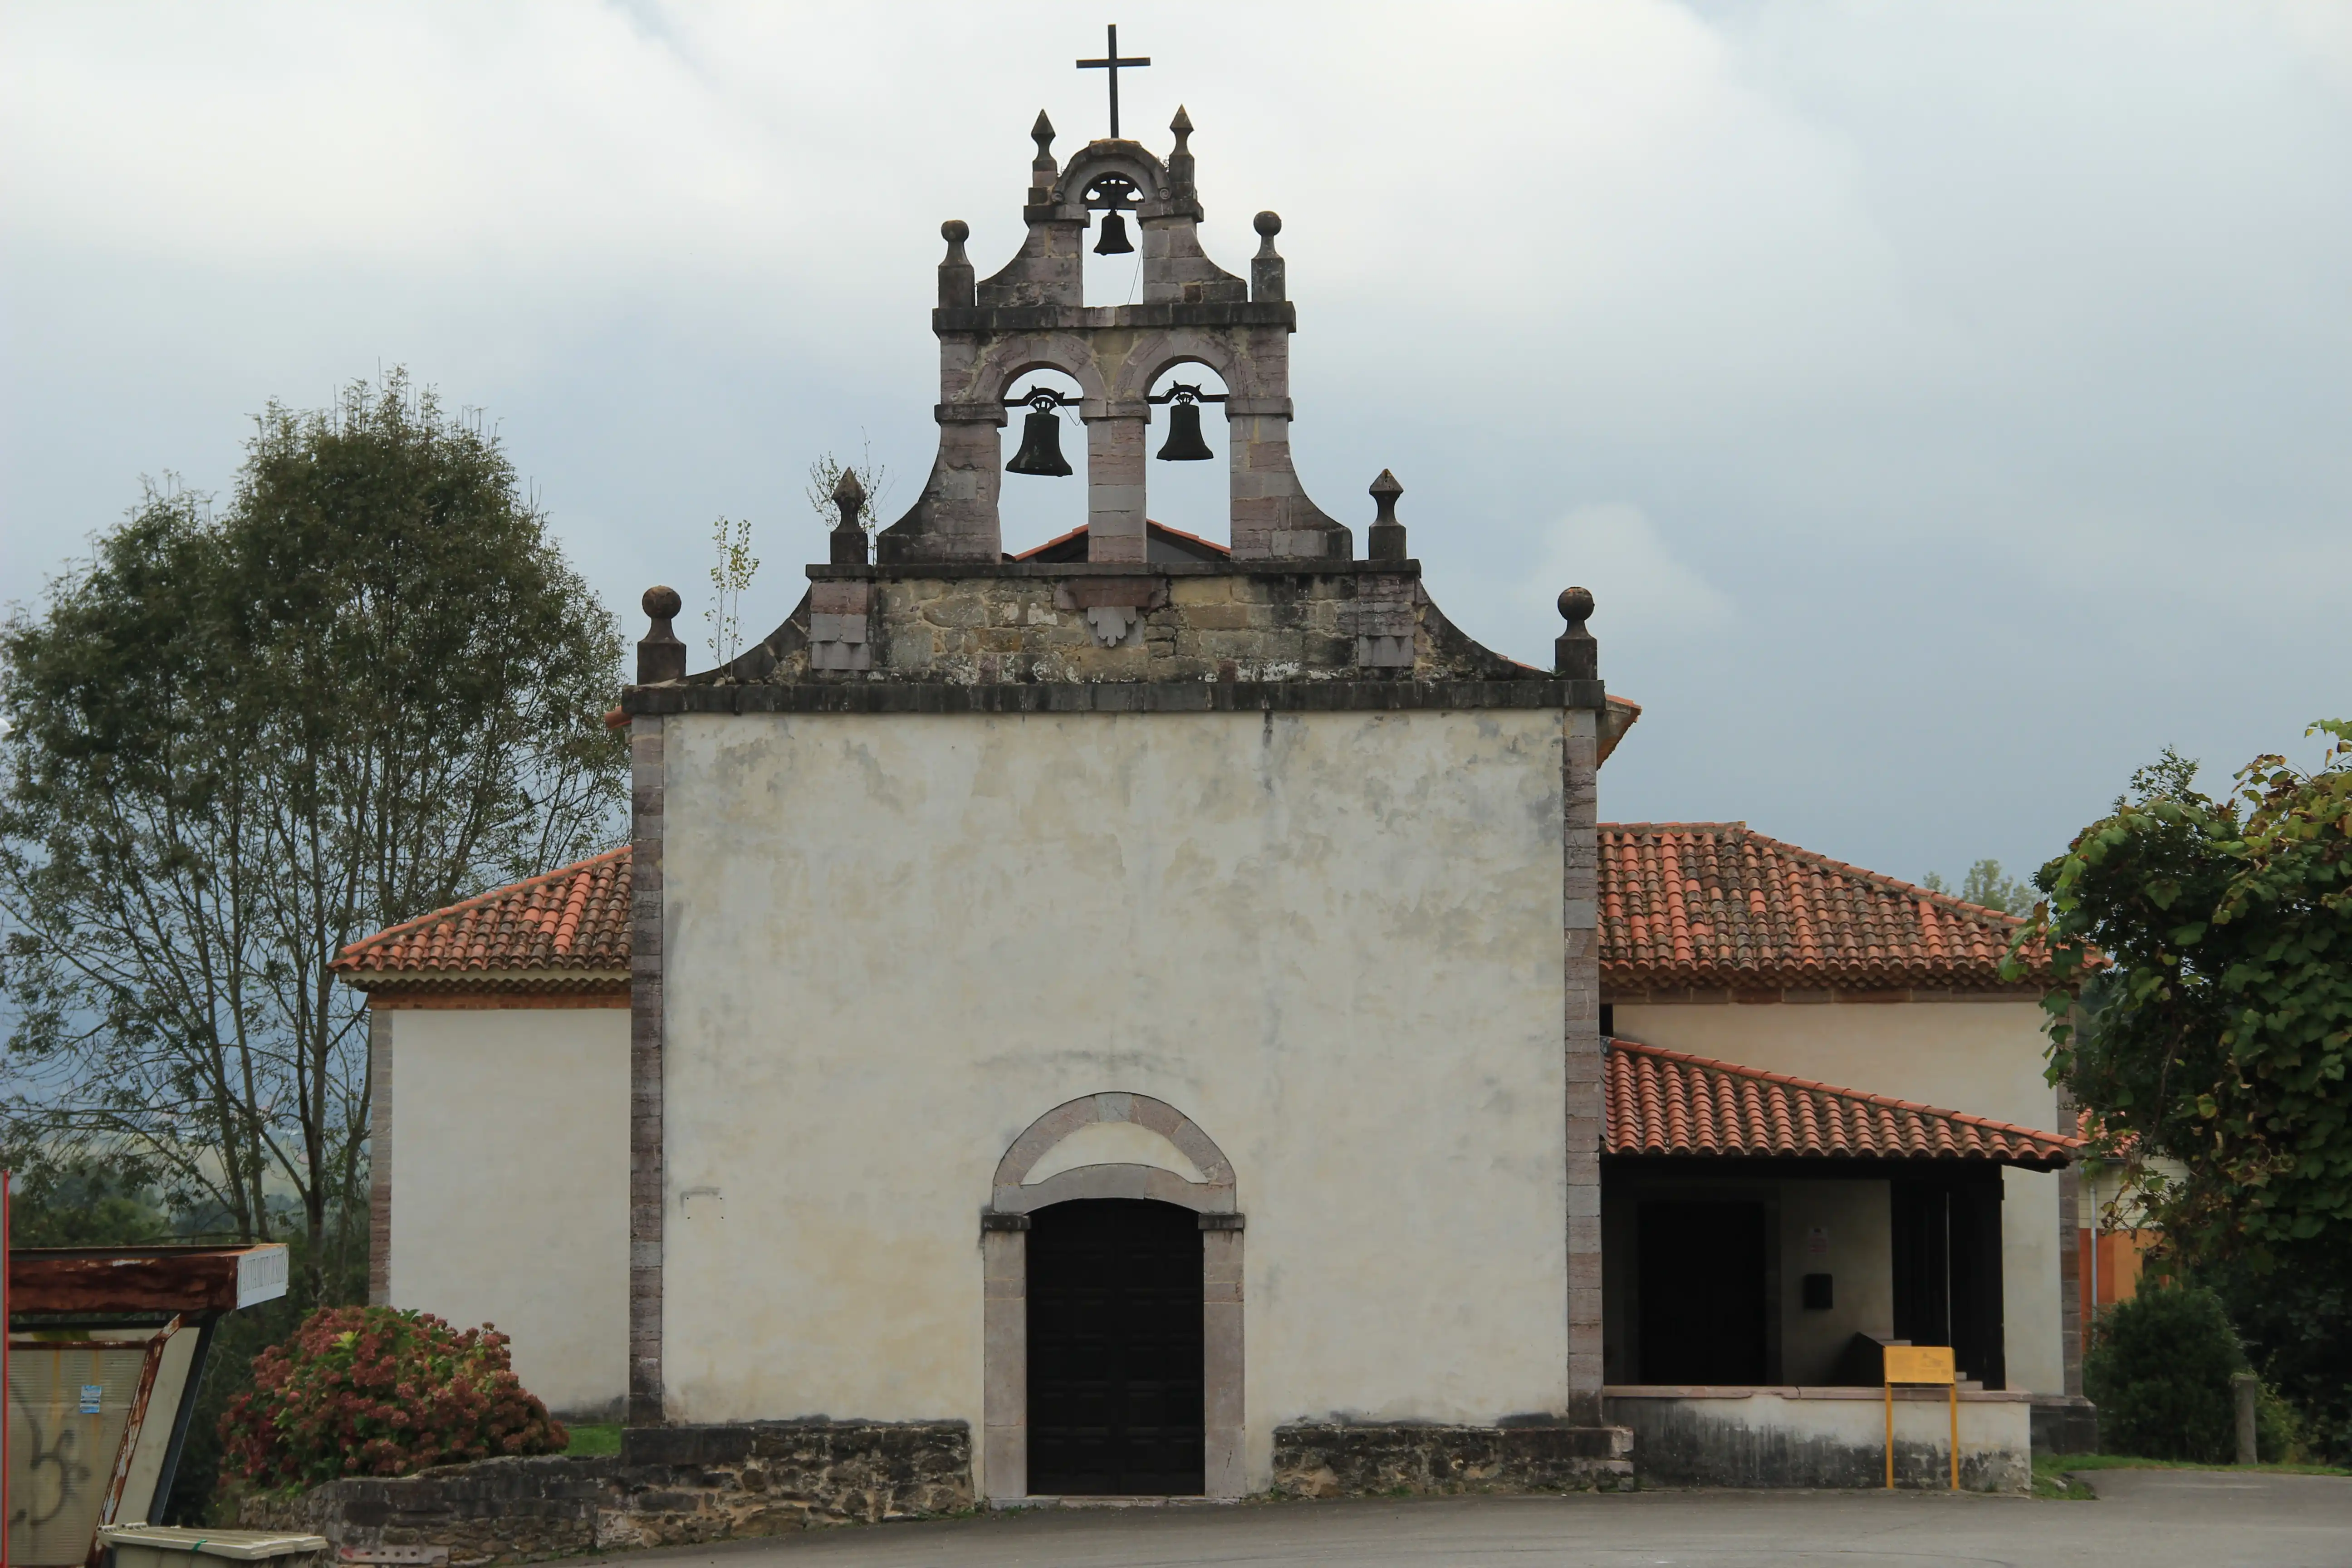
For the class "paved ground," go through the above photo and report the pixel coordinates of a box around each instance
[627,1471,2352,1568]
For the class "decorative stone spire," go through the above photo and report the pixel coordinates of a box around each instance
[938,219,975,309]
[1554,586,1597,680]
[1251,211,1285,304]
[637,586,686,684]
[1029,110,1058,201]
[830,469,868,567]
[1367,470,1407,562]
[1168,105,1196,195]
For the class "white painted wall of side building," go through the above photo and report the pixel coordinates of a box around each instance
[384,1004,631,1420]
[657,707,1574,1492]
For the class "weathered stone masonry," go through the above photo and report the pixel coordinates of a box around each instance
[240,1423,972,1563]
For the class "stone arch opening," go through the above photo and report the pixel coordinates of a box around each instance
[1140,362,1233,539]
[982,1093,1243,1500]
[990,363,1088,553]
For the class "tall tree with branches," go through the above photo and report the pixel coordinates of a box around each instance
[0,372,627,1295]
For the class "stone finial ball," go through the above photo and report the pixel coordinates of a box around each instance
[941,219,970,244]
[1558,586,1595,625]
[644,585,683,621]
[1254,210,1282,237]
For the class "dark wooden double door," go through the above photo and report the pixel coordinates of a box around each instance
[1027,1199,1205,1495]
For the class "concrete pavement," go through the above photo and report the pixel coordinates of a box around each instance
[619,1470,2352,1568]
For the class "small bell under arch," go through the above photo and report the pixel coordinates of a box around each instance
[1157,400,1212,462]
[1154,383,1217,462]
[1083,173,1139,257]
[1004,387,1074,477]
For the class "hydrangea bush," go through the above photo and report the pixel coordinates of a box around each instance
[220,1306,568,1487]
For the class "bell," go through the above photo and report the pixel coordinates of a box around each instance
[1093,211,1135,255]
[1005,408,1073,476]
[1156,399,1214,461]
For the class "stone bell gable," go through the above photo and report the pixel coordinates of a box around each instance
[652,506,1600,696]
[878,107,1348,567]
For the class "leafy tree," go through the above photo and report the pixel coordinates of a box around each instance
[0,1151,169,1246]
[1922,858,2034,916]
[0,372,627,1299]
[2195,1247,2352,1461]
[2007,722,2350,1263]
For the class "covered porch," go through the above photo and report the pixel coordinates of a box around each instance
[1596,1037,2078,1490]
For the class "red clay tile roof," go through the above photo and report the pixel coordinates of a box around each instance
[1605,1037,2077,1168]
[336,823,2047,996]
[332,848,630,988]
[1009,520,1232,561]
[1598,822,2043,991]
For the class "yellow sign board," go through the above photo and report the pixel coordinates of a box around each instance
[1884,1345,1956,1385]
[1883,1344,1960,1490]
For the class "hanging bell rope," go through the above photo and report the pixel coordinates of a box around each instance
[1148,382,1227,463]
[1003,385,1076,477]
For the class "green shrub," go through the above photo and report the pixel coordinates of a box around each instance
[219,1306,566,1488]
[2258,1382,2308,1464]
[2086,1285,2245,1461]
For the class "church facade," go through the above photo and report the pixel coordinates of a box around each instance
[338,108,2088,1500]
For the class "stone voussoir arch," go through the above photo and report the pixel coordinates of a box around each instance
[991,1091,1236,1214]
[1116,336,1252,404]
[965,334,1113,413]
[1049,144,1176,214]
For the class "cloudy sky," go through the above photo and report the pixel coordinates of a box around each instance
[4,1,2346,888]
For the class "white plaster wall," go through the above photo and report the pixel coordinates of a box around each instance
[1613,1003,2065,1393]
[387,1006,630,1419]
[660,708,1571,1489]
[1779,1180,1893,1384]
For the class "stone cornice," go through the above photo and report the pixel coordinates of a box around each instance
[801,559,1422,583]
[622,677,1607,718]
[933,301,1295,333]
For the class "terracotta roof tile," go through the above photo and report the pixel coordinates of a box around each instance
[1598,822,2044,990]
[1605,1037,2077,1168]
[336,824,2050,996]
[332,848,630,984]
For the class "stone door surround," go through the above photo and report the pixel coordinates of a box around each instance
[981,1092,1244,1500]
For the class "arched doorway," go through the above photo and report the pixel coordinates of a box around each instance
[1027,1199,1206,1495]
[981,1092,1242,1499]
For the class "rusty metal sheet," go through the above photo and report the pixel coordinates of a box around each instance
[7,1247,285,1317]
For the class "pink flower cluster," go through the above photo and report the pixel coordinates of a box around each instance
[220,1305,569,1487]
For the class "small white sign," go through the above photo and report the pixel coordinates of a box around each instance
[1807,1225,1830,1256]
[80,1384,103,1414]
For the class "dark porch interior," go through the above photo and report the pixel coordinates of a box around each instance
[1606,1156,2009,1389]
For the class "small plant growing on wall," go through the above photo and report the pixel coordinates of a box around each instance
[219,1305,567,1487]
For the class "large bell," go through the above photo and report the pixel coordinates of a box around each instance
[1093,211,1135,255]
[1005,408,1073,476]
[1156,399,1214,461]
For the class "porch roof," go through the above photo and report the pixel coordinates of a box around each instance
[331,846,630,992]
[1603,1037,2079,1170]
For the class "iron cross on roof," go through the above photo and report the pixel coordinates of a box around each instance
[1076,24,1150,139]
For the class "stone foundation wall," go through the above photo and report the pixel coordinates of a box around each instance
[237,1422,971,1565]
[2029,1393,2099,1456]
[1271,1424,1636,1497]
